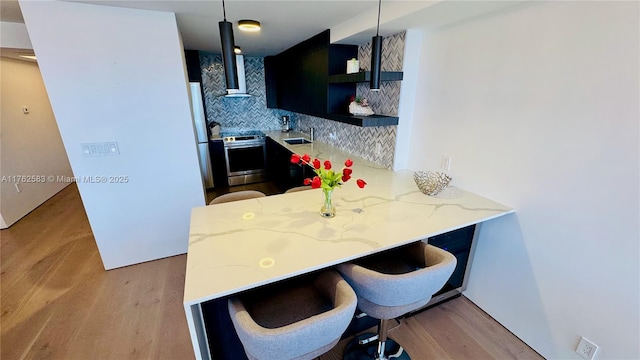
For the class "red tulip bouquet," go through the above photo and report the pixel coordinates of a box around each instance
[290,153,366,217]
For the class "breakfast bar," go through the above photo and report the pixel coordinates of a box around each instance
[183,135,514,359]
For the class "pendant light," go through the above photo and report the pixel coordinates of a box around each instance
[219,0,239,90]
[370,0,383,91]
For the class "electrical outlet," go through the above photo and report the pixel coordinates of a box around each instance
[576,336,598,360]
[441,155,452,171]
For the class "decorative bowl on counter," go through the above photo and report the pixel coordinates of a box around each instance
[413,171,452,196]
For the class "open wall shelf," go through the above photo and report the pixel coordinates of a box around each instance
[324,113,399,127]
[328,71,403,83]
[265,30,403,127]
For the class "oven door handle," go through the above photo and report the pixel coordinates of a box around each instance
[223,141,264,149]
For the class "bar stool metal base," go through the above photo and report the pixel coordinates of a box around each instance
[343,333,410,360]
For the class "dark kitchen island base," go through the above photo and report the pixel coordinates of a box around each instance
[199,224,476,359]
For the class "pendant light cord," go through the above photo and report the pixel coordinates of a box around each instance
[222,0,227,21]
[376,0,381,36]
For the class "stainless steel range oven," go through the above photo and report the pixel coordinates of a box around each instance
[222,130,267,186]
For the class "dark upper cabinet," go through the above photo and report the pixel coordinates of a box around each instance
[264,56,278,108]
[185,50,202,83]
[266,30,341,117]
[265,30,401,127]
[302,46,329,116]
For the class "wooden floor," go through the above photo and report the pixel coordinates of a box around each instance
[319,300,544,360]
[1,184,542,360]
[0,184,193,360]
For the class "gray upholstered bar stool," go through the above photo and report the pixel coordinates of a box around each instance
[337,242,457,360]
[228,270,357,360]
[209,190,266,205]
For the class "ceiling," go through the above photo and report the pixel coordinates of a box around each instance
[1,0,527,57]
[1,0,396,56]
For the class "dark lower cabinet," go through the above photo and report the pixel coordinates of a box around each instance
[266,137,314,192]
[266,137,286,189]
[427,224,476,297]
[202,297,247,360]
[209,139,228,188]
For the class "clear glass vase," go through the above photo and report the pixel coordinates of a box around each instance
[320,188,336,218]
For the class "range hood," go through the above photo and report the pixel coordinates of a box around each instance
[224,55,251,98]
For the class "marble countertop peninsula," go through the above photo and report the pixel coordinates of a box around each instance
[184,132,513,306]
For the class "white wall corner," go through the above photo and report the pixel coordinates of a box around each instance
[0,214,7,229]
[393,28,423,171]
[0,21,32,49]
[408,1,639,358]
[0,57,74,228]
[19,0,206,269]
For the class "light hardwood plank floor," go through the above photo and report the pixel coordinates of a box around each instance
[318,298,543,360]
[1,184,193,360]
[1,184,542,360]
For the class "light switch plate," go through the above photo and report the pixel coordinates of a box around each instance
[81,142,120,157]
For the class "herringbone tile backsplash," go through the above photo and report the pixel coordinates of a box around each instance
[198,31,405,169]
[199,53,287,131]
[295,114,397,168]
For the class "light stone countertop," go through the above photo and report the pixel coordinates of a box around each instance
[184,132,514,305]
[264,130,385,170]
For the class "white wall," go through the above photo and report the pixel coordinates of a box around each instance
[393,29,422,171]
[407,2,639,358]
[0,21,32,49]
[0,57,72,228]
[19,1,205,269]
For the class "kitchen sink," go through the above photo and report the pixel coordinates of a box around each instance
[283,138,312,145]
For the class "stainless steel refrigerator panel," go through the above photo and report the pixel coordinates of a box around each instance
[197,142,214,189]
